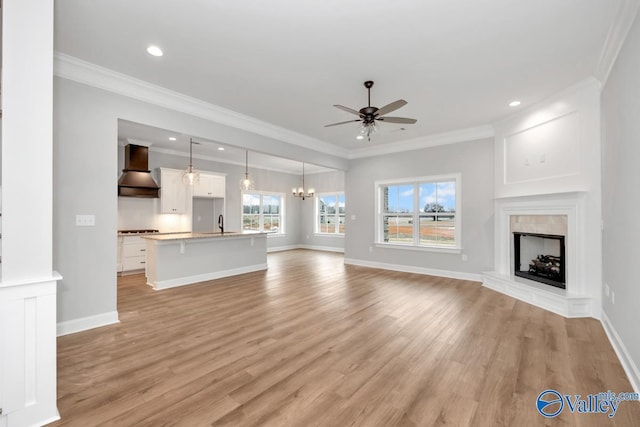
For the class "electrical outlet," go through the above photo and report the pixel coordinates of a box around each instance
[75,214,95,226]
[461,254,468,262]
[369,246,373,253]
[604,283,610,297]
[611,291,615,305]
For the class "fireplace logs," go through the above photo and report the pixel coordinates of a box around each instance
[528,255,561,280]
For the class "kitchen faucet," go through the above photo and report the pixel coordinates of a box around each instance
[218,214,224,234]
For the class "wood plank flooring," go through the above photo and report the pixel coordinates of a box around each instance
[51,250,640,426]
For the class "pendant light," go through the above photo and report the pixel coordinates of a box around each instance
[292,162,315,200]
[239,150,255,191]
[183,138,200,185]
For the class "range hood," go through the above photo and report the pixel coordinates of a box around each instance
[118,144,160,198]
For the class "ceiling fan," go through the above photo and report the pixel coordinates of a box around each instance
[325,81,417,141]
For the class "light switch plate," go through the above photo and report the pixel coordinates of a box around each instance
[76,214,95,226]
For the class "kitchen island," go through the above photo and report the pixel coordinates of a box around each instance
[141,231,267,290]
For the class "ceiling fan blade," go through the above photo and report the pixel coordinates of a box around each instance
[375,99,408,117]
[333,104,364,117]
[324,119,362,127]
[377,116,417,124]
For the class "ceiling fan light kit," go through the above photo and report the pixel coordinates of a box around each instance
[325,81,417,141]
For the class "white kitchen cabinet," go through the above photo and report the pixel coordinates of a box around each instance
[159,168,188,213]
[193,173,225,198]
[117,235,148,274]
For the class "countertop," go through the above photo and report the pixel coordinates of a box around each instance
[118,231,161,236]
[140,231,267,241]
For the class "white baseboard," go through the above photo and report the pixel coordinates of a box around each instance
[268,244,345,253]
[297,244,344,253]
[267,244,300,253]
[150,263,268,290]
[343,258,483,282]
[57,311,120,336]
[601,311,640,394]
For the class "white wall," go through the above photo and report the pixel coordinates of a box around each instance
[493,79,602,199]
[344,138,494,278]
[54,77,346,328]
[601,11,640,392]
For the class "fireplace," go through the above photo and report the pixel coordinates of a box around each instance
[513,232,566,289]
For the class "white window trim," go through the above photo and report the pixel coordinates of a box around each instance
[374,173,462,252]
[314,192,345,236]
[241,190,286,235]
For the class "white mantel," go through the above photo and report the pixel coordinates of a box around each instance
[483,192,594,317]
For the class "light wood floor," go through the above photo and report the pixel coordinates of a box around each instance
[52,250,639,426]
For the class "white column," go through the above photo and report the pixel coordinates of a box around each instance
[1,0,60,425]
[2,0,53,278]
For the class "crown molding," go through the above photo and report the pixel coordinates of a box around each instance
[347,125,495,159]
[594,0,640,85]
[54,52,350,159]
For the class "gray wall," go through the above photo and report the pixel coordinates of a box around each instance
[54,77,344,324]
[344,138,494,276]
[601,13,640,380]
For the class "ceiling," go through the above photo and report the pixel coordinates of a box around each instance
[56,0,623,153]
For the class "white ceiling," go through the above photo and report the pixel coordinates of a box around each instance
[55,0,623,153]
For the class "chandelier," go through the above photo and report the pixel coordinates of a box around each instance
[292,162,314,200]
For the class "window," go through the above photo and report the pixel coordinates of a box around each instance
[316,193,345,235]
[376,174,461,250]
[242,192,285,234]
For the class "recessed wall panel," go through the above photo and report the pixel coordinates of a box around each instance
[505,112,580,185]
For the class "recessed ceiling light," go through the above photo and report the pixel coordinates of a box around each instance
[218,147,225,151]
[509,100,521,107]
[356,135,364,140]
[147,45,163,57]
[168,137,177,141]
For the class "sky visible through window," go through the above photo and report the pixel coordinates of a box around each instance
[386,181,456,213]
[319,194,346,213]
